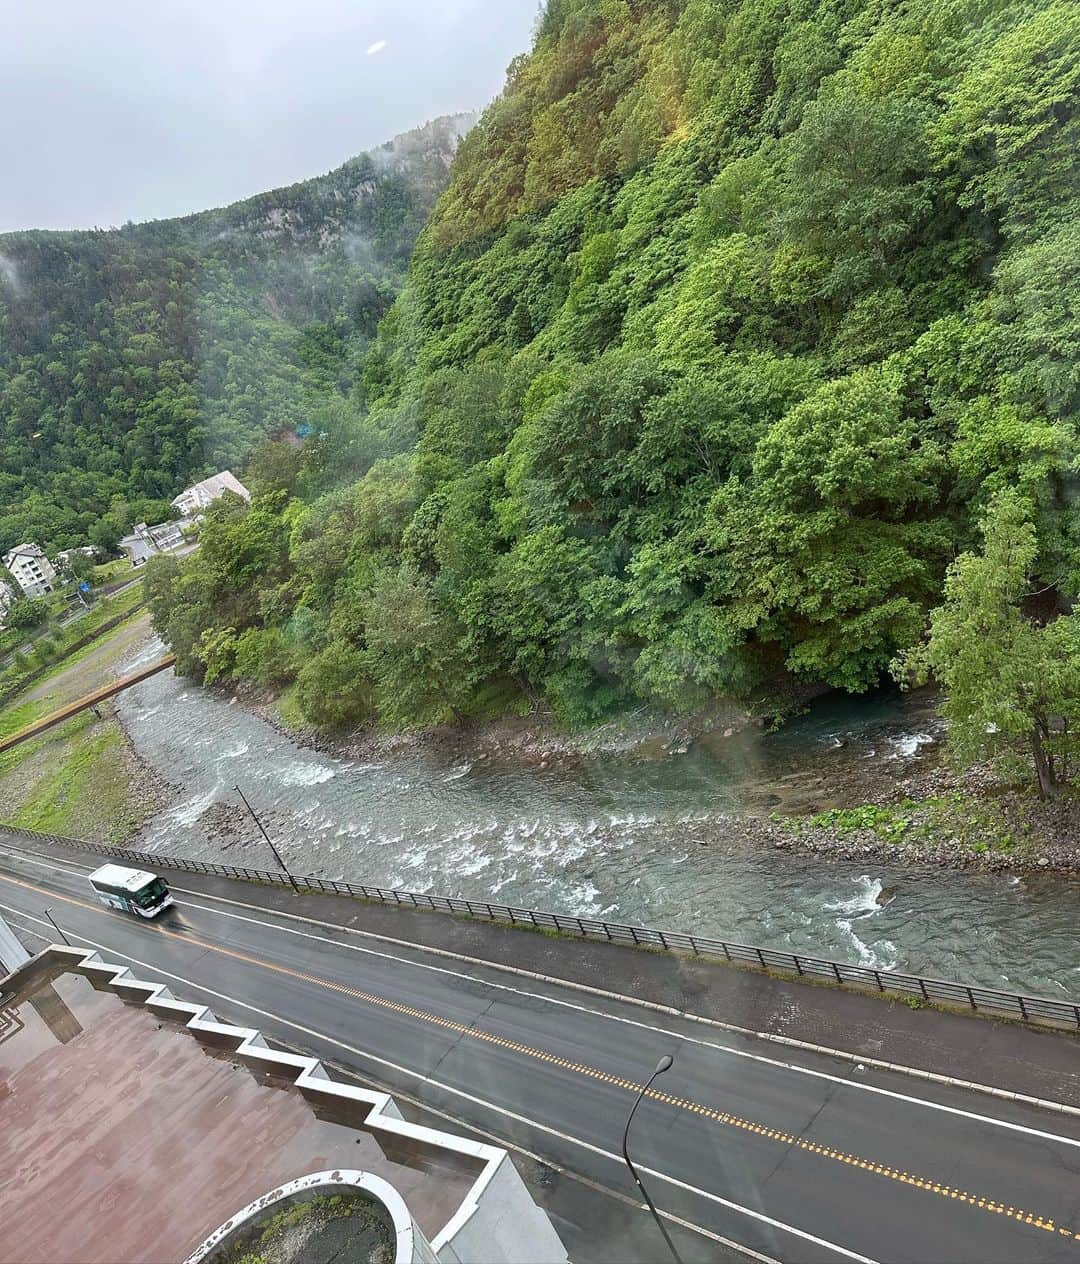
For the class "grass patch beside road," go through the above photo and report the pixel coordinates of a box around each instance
[10,722,145,840]
[0,609,174,844]
[0,580,145,706]
[92,558,134,584]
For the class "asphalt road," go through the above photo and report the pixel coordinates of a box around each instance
[2,835,1079,1264]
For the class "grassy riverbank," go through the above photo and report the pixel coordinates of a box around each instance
[0,610,175,841]
[768,763,1080,874]
[0,580,145,702]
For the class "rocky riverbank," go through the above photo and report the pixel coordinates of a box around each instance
[227,678,1080,877]
[253,685,763,766]
[761,757,1080,875]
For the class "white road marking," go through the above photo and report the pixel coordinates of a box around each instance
[0,912,775,1264]
[0,899,876,1264]
[4,841,1080,1151]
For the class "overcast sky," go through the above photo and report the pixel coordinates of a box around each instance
[0,0,539,232]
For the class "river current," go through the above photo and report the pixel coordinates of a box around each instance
[116,639,1079,998]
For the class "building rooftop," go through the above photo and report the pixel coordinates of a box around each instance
[3,543,46,562]
[88,862,159,892]
[0,957,496,1264]
[171,469,250,508]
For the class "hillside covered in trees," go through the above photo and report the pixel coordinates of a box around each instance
[0,114,475,554]
[147,0,1080,732]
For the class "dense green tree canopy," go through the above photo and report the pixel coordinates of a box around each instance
[0,116,473,554]
[134,0,1080,731]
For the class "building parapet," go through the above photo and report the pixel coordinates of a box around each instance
[0,944,569,1264]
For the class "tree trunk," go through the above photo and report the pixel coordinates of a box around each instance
[1031,725,1058,799]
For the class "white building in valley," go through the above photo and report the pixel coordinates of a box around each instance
[119,520,187,566]
[0,579,14,627]
[3,543,57,598]
[171,469,251,519]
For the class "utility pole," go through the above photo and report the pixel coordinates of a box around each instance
[234,784,300,893]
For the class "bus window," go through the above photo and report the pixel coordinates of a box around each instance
[132,877,169,910]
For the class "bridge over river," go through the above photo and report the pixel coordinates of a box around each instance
[0,653,175,755]
[2,826,1078,1264]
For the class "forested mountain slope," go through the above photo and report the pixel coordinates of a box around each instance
[149,0,1080,729]
[0,114,475,553]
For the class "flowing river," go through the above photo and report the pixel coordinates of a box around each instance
[116,639,1079,998]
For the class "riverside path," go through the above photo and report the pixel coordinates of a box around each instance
[1,827,1078,1264]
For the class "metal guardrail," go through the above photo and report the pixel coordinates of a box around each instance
[3,822,1079,1030]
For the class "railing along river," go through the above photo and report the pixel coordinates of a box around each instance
[3,822,1078,1030]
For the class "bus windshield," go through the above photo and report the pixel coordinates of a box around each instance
[132,877,168,908]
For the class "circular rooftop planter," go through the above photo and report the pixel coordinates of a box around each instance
[185,1169,436,1264]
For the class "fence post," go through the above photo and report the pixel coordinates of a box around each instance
[966,986,977,1010]
[874,970,884,992]
[1017,995,1028,1020]
[793,956,803,976]
[756,948,766,968]
[833,962,842,984]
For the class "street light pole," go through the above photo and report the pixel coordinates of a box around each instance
[43,907,71,947]
[234,784,300,893]
[622,1054,684,1264]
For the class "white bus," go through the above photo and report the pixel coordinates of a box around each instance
[88,864,173,918]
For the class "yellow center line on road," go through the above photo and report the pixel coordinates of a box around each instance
[2,867,1076,1245]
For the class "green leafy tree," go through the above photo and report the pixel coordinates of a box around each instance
[7,597,48,631]
[364,569,475,727]
[195,627,240,686]
[296,642,373,730]
[932,3,1080,241]
[709,366,950,690]
[89,516,125,556]
[63,552,96,581]
[233,626,297,688]
[245,440,304,498]
[895,492,1080,797]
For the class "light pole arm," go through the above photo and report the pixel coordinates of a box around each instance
[622,1061,684,1264]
